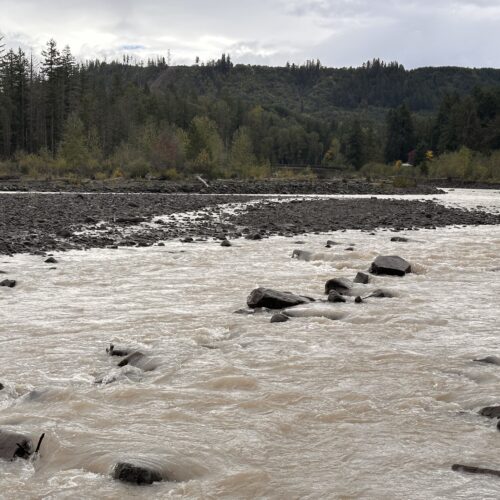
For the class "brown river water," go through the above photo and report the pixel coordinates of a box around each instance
[1,189,500,499]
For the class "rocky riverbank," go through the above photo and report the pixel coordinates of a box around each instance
[0,177,444,195]
[1,192,499,255]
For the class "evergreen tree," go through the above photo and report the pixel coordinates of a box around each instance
[343,120,364,169]
[385,104,415,163]
[41,39,62,153]
[58,112,90,175]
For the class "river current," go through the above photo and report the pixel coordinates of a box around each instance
[1,189,500,499]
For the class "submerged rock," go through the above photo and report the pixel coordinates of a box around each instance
[291,249,313,261]
[117,352,158,372]
[0,279,16,288]
[247,288,310,309]
[369,255,411,276]
[353,272,370,285]
[283,303,345,321]
[44,257,57,264]
[363,289,394,299]
[324,278,353,295]
[270,313,289,323]
[479,406,500,418]
[220,240,232,247]
[391,236,409,242]
[355,296,363,304]
[474,356,500,366]
[113,462,163,485]
[0,430,33,460]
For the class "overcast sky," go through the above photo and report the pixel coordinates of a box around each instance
[1,0,500,68]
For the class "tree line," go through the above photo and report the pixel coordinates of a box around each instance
[1,37,500,181]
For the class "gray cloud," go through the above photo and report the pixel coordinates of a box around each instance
[0,0,499,68]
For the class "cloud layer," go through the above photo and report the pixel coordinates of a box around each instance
[1,0,499,68]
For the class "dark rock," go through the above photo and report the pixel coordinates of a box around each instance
[354,272,370,284]
[0,279,16,288]
[181,237,194,243]
[345,247,355,251]
[57,229,72,238]
[271,313,289,323]
[325,240,339,247]
[106,344,131,357]
[245,233,262,240]
[355,296,363,303]
[45,257,57,264]
[474,356,500,366]
[0,383,3,391]
[247,288,310,309]
[369,255,411,276]
[391,237,409,242]
[327,290,346,303]
[112,462,163,485]
[452,464,500,478]
[221,240,232,247]
[324,278,353,295]
[116,217,147,224]
[0,429,33,460]
[479,406,500,418]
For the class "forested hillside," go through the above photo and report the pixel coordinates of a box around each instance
[1,37,500,181]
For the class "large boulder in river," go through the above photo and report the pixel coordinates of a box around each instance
[247,288,310,309]
[0,429,33,460]
[324,278,353,295]
[113,462,163,485]
[369,256,411,276]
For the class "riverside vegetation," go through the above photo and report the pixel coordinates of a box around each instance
[1,38,500,184]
